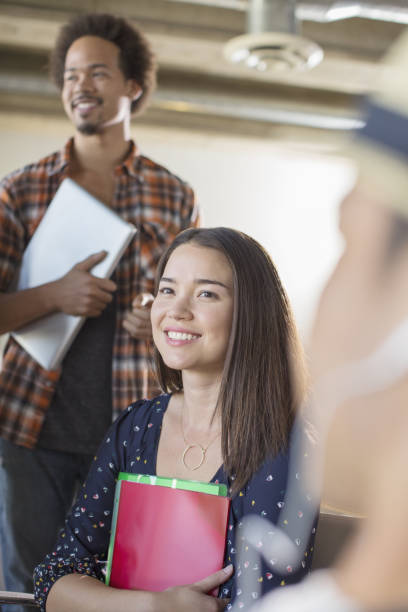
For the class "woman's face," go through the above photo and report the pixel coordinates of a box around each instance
[151,243,234,379]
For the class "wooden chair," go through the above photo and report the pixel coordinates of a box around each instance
[312,508,363,570]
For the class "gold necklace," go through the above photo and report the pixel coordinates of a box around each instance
[181,405,221,471]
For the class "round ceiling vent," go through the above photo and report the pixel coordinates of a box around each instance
[224,32,324,72]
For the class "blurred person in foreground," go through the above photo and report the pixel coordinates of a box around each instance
[0,12,198,609]
[253,27,408,612]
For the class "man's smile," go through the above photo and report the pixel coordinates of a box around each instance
[72,96,102,111]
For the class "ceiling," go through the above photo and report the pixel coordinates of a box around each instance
[0,0,406,144]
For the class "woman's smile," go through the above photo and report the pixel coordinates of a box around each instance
[164,328,202,344]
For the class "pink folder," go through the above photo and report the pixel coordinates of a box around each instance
[106,473,230,593]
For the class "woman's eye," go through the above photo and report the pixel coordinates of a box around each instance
[199,290,215,298]
[158,287,173,295]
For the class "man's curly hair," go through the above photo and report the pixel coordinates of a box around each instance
[49,13,156,114]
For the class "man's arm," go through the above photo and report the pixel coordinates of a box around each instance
[0,176,112,334]
[0,251,117,335]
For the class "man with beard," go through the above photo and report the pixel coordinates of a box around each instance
[0,13,198,609]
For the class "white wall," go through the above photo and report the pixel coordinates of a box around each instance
[0,113,356,335]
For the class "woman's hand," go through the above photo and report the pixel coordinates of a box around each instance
[157,564,233,611]
[44,564,233,612]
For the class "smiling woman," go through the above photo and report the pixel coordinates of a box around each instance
[33,227,318,612]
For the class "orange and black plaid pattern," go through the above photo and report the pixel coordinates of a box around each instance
[0,139,199,448]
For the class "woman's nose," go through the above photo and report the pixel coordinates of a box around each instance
[168,297,193,321]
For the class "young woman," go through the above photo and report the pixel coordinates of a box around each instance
[34,227,316,612]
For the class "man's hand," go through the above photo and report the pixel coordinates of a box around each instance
[51,251,117,317]
[123,293,154,340]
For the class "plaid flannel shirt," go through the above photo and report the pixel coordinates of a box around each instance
[0,139,199,448]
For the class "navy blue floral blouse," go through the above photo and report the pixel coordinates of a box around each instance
[34,394,317,610]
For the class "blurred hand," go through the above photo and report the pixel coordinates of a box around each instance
[123,292,154,340]
[51,251,117,317]
[306,187,408,516]
[157,564,233,612]
[308,187,394,386]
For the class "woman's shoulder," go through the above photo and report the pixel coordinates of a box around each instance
[111,393,171,435]
[123,393,170,423]
[99,394,171,460]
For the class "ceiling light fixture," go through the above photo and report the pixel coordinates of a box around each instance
[224,0,324,72]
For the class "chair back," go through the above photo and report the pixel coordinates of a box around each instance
[312,509,363,570]
[0,590,39,607]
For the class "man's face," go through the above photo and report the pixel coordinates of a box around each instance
[61,35,140,135]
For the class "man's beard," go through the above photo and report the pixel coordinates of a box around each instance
[77,122,100,135]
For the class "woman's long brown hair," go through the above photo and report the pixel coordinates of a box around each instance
[153,228,306,495]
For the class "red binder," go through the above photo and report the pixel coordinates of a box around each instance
[106,473,230,593]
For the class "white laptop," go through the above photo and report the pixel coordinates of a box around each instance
[11,178,137,370]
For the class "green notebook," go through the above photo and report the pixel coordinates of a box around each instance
[117,472,228,496]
